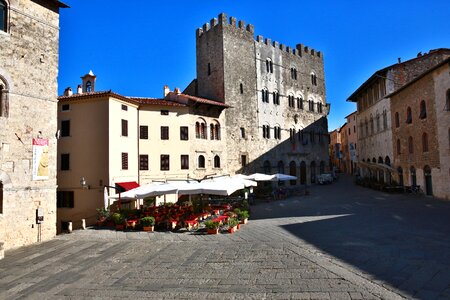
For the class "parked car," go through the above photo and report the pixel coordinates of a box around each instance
[318,173,333,184]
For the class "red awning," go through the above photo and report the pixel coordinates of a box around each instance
[116,181,140,191]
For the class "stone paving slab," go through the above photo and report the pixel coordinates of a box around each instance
[2,175,450,299]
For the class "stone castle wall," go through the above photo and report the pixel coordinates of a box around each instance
[196,13,329,181]
[0,0,61,252]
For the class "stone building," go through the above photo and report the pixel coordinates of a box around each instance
[0,0,67,255]
[389,58,450,199]
[57,74,228,232]
[347,49,450,184]
[343,111,358,175]
[190,13,330,185]
[329,128,342,172]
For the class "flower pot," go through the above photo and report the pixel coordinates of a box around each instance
[237,223,241,230]
[227,226,237,234]
[240,218,248,225]
[207,228,219,235]
[143,226,154,232]
[115,224,124,231]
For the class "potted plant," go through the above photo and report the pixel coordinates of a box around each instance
[111,212,125,230]
[204,220,220,234]
[140,216,155,232]
[237,210,249,224]
[96,207,109,226]
[227,218,239,233]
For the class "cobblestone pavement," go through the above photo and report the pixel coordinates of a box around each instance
[1,175,450,299]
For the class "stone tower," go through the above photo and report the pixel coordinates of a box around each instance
[195,13,329,181]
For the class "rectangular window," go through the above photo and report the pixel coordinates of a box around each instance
[140,125,148,139]
[61,120,70,137]
[353,125,356,133]
[121,119,128,136]
[241,155,247,167]
[121,104,128,111]
[161,110,169,115]
[122,152,128,170]
[161,154,169,171]
[240,127,246,138]
[180,126,189,140]
[139,154,149,170]
[57,191,74,208]
[181,155,189,170]
[61,104,70,111]
[61,153,70,170]
[161,126,169,140]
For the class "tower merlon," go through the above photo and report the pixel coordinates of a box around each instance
[280,44,285,51]
[257,35,263,42]
[210,18,218,27]
[296,44,303,56]
[286,46,292,53]
[218,12,227,25]
[265,38,271,45]
[196,28,203,37]
[229,16,236,27]
[273,41,279,48]
[202,23,210,32]
[246,24,254,34]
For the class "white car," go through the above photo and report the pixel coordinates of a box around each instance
[318,173,333,184]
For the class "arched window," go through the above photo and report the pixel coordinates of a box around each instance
[422,132,429,152]
[195,122,200,138]
[198,155,205,168]
[0,0,7,32]
[397,167,404,186]
[297,97,303,109]
[215,123,220,140]
[378,157,383,164]
[376,113,380,132]
[277,160,284,174]
[395,112,400,128]
[240,83,243,94]
[372,158,376,163]
[408,136,414,154]
[446,89,450,111]
[86,81,92,92]
[213,155,220,168]
[261,89,269,103]
[273,91,279,105]
[200,122,206,139]
[311,73,317,86]
[383,110,388,130]
[263,160,271,174]
[406,107,412,124]
[385,156,391,166]
[397,139,401,155]
[310,161,316,183]
[419,100,427,119]
[365,119,369,136]
[210,124,215,140]
[370,116,374,134]
[266,59,273,73]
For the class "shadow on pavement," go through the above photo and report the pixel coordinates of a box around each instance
[251,175,450,299]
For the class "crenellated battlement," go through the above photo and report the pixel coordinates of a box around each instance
[197,13,322,59]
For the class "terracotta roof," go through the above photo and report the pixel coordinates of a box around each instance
[58,91,186,107]
[45,0,69,8]
[167,92,231,108]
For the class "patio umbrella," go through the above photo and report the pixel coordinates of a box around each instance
[103,186,109,209]
[247,173,274,181]
[270,173,297,181]
[134,182,178,198]
[168,180,204,195]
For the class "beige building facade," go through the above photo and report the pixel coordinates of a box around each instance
[0,0,67,254]
[57,75,228,232]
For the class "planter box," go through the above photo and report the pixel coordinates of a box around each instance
[207,228,219,235]
[240,218,248,225]
[143,226,154,232]
[228,226,237,234]
[115,225,124,231]
[237,223,241,230]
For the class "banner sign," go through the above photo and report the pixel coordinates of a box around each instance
[32,138,49,180]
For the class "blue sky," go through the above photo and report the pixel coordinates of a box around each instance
[58,0,450,131]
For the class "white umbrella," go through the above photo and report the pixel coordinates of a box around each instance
[103,186,109,209]
[270,173,297,181]
[198,180,243,196]
[168,180,204,195]
[135,182,178,198]
[247,173,274,181]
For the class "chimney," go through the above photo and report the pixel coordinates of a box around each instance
[77,84,82,94]
[397,57,401,64]
[163,85,170,97]
[64,87,73,96]
[174,87,181,95]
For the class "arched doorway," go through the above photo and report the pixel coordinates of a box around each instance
[289,161,297,186]
[319,161,325,174]
[310,161,316,183]
[300,161,306,184]
[424,165,432,196]
[397,167,404,186]
[263,160,271,174]
[278,161,285,186]
[410,166,417,186]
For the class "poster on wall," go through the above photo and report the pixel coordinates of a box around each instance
[32,138,49,180]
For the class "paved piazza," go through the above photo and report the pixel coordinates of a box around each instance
[1,176,450,299]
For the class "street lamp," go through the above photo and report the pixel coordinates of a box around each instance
[80,177,90,189]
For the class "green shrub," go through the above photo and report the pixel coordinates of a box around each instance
[204,220,220,230]
[111,213,124,225]
[227,218,239,228]
[140,216,155,227]
[237,210,249,221]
